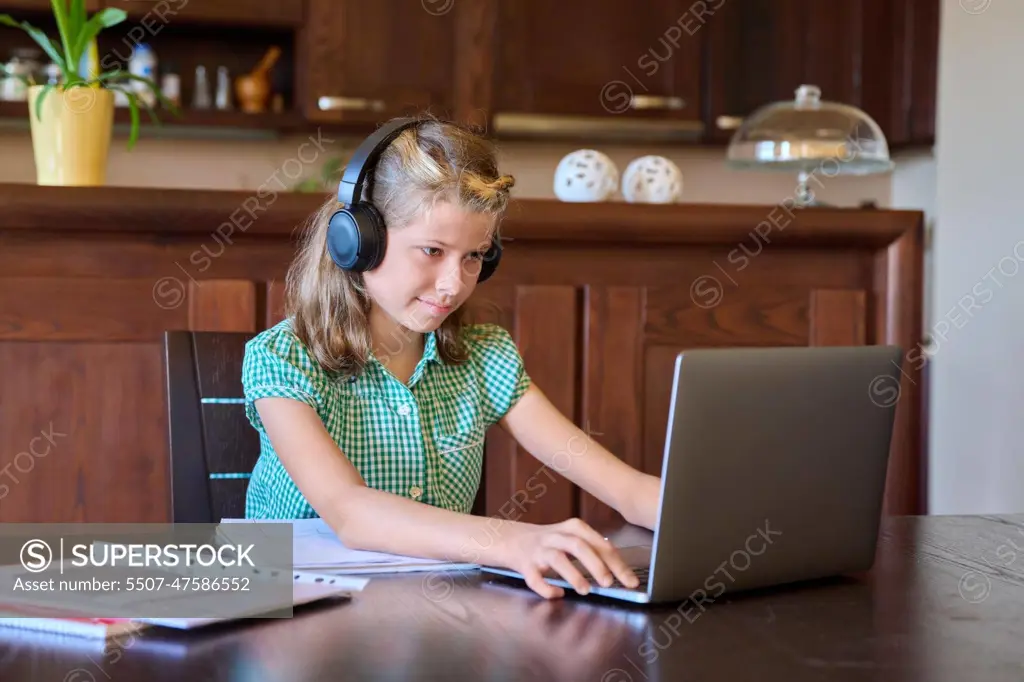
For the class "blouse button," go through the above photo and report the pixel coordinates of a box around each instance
[409,485,422,499]
[396,404,412,417]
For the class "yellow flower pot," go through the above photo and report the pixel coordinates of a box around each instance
[27,84,115,187]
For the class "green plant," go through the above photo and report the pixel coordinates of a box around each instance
[0,0,179,149]
[292,156,345,193]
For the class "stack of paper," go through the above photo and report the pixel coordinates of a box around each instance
[220,517,479,575]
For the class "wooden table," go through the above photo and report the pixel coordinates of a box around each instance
[1,514,1022,681]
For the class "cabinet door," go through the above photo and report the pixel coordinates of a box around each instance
[299,0,456,125]
[494,0,702,123]
[472,283,581,525]
[860,0,939,148]
[580,285,869,529]
[102,0,304,27]
[703,0,806,142]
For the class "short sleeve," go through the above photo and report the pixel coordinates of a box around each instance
[241,324,326,431]
[465,323,532,426]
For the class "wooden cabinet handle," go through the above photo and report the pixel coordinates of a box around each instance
[630,95,685,110]
[317,96,386,112]
[716,115,744,130]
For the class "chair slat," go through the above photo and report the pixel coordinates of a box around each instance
[201,404,261,474]
[209,479,252,522]
[193,333,254,398]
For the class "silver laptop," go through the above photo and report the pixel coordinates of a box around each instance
[481,344,904,604]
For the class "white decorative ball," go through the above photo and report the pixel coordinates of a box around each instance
[553,149,619,202]
[621,155,684,204]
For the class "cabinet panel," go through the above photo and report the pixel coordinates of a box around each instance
[579,286,644,528]
[582,285,869,529]
[0,341,169,522]
[494,0,702,122]
[906,0,939,145]
[476,284,578,525]
[704,0,804,141]
[300,0,456,124]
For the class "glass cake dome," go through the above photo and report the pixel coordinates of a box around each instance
[725,85,895,205]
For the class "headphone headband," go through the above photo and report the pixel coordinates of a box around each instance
[337,117,421,206]
[326,116,503,283]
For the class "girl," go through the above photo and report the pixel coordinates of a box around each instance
[241,115,662,600]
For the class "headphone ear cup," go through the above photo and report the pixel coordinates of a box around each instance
[326,204,387,272]
[477,238,502,283]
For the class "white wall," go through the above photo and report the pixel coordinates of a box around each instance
[927,0,1024,514]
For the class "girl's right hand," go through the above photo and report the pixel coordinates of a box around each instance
[499,518,641,599]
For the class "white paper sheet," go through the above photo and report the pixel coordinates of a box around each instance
[219,518,480,575]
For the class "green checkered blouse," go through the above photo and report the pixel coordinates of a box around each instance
[241,318,531,519]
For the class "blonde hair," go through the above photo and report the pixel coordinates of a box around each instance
[284,115,516,376]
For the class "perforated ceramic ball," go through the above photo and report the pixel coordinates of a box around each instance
[553,149,619,202]
[621,155,684,204]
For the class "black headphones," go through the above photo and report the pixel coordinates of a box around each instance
[326,117,502,283]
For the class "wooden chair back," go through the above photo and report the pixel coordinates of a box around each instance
[164,331,258,523]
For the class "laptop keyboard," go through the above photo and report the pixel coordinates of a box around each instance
[607,565,650,589]
[544,546,652,591]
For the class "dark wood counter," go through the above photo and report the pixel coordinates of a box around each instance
[0,183,925,523]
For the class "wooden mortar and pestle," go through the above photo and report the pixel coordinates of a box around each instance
[235,46,282,114]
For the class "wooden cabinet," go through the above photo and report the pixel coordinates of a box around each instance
[0,186,925,525]
[704,0,938,147]
[492,0,702,125]
[101,0,304,28]
[298,0,458,125]
[0,0,939,146]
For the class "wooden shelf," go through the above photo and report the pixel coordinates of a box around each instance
[0,100,310,136]
[116,106,305,132]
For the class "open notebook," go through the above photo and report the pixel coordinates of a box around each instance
[220,517,479,574]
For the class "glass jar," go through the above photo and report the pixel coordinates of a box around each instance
[1,48,43,102]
